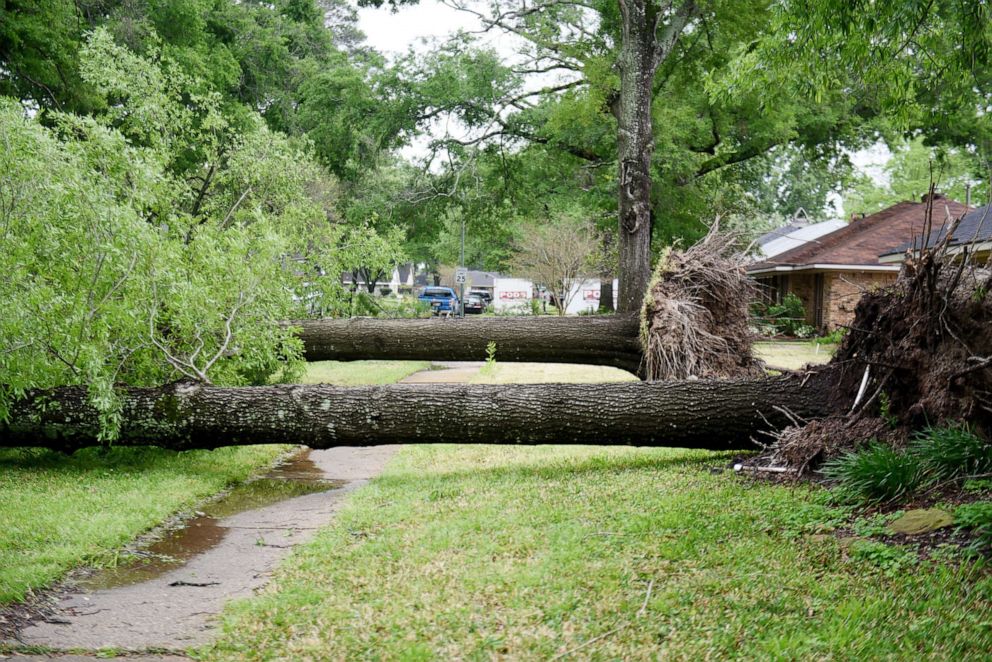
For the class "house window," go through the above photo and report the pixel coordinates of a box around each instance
[756,275,789,305]
[775,275,789,303]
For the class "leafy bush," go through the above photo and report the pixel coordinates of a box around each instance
[954,501,992,550]
[350,292,381,317]
[817,327,848,345]
[822,442,922,503]
[909,423,992,482]
[481,341,498,376]
[751,293,809,336]
[823,425,992,505]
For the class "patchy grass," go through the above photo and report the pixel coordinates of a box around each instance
[0,360,426,605]
[300,360,431,385]
[205,363,992,660]
[755,340,835,371]
[470,362,638,384]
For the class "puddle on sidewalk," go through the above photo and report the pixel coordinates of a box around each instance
[77,450,345,591]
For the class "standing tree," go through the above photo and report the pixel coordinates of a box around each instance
[513,216,597,315]
[365,0,879,314]
[339,224,406,295]
[611,0,697,311]
[378,0,699,312]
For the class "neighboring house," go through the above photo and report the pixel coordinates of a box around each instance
[464,270,500,298]
[754,219,847,260]
[342,262,417,296]
[747,195,969,331]
[879,203,992,264]
[396,263,415,292]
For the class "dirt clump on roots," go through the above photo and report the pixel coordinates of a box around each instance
[641,226,764,381]
[770,207,992,472]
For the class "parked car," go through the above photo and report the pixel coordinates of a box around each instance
[463,293,485,314]
[418,286,460,315]
[468,289,492,306]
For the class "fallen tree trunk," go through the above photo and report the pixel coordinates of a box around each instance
[294,315,643,374]
[1,376,831,453]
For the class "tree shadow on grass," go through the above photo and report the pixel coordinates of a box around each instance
[0,446,209,473]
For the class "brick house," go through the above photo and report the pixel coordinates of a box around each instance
[747,195,969,331]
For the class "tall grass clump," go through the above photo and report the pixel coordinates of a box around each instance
[822,442,921,503]
[909,423,992,482]
[954,501,992,551]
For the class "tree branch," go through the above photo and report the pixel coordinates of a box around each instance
[693,137,784,179]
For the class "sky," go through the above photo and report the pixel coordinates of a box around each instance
[357,1,479,56]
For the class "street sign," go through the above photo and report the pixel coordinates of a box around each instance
[455,268,467,284]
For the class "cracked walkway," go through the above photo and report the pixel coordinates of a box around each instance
[3,446,397,657]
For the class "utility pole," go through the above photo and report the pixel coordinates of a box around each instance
[458,214,466,317]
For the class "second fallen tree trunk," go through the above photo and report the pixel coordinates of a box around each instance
[294,315,644,374]
[2,375,832,453]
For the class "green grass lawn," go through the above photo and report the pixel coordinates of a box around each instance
[206,445,991,660]
[471,362,638,384]
[203,363,992,661]
[300,360,431,385]
[755,340,836,371]
[0,360,427,605]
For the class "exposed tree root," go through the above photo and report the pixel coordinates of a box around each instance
[641,226,763,381]
[768,202,992,472]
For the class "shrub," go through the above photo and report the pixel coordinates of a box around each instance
[822,442,922,503]
[817,327,847,345]
[954,501,992,551]
[909,423,992,482]
[751,293,809,336]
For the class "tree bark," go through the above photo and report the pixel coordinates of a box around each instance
[1,376,831,453]
[615,0,696,313]
[600,277,615,312]
[616,0,659,313]
[295,315,644,374]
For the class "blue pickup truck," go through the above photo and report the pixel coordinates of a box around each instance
[418,287,460,315]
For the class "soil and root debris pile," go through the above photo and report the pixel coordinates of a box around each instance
[771,205,992,472]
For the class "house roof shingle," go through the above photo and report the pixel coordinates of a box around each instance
[879,203,992,259]
[748,196,970,274]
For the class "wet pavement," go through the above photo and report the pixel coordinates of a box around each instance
[2,446,397,654]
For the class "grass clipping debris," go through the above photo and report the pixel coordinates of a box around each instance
[772,203,992,472]
[640,227,763,381]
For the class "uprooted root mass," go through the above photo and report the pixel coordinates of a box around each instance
[640,227,764,381]
[771,215,992,471]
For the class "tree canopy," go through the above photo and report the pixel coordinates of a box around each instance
[2,0,990,434]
